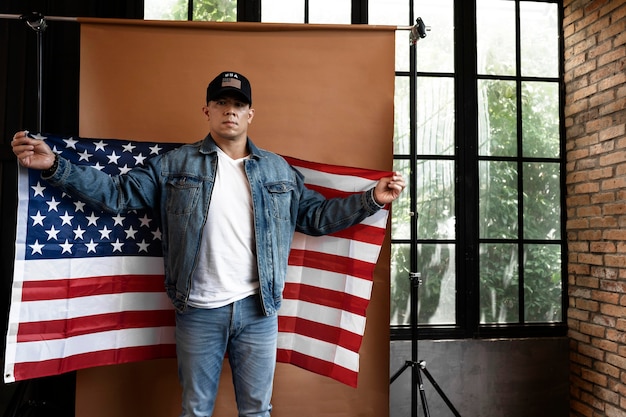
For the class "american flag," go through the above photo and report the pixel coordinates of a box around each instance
[5,134,389,388]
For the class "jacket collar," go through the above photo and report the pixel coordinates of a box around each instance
[200,133,263,160]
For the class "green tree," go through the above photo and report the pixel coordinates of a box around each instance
[158,0,236,21]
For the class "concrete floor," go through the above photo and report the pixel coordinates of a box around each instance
[390,338,569,417]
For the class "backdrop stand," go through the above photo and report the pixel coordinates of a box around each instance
[389,17,461,417]
[20,12,47,133]
[0,12,75,417]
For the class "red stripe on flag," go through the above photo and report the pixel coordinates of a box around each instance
[329,223,388,245]
[277,349,358,388]
[278,316,363,353]
[21,275,165,301]
[12,344,177,382]
[17,310,175,342]
[288,249,374,281]
[304,184,355,199]
[283,155,393,181]
[282,283,369,316]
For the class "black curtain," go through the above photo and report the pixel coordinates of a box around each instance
[0,2,143,416]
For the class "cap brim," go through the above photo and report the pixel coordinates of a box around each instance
[209,87,251,104]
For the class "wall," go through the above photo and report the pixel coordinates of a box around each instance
[564,0,626,416]
[389,338,570,417]
[73,20,396,417]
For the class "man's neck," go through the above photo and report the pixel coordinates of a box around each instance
[211,134,249,159]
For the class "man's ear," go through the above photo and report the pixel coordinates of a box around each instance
[202,105,210,120]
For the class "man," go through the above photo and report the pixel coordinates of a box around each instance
[11,71,405,417]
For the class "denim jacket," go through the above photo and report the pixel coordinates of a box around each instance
[45,135,383,315]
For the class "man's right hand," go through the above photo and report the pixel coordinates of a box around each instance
[11,131,56,170]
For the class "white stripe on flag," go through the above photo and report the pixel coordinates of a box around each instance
[277,332,360,373]
[290,234,382,264]
[18,293,172,323]
[14,257,164,282]
[14,327,176,363]
[295,167,376,192]
[360,208,389,228]
[285,266,373,300]
[279,299,366,335]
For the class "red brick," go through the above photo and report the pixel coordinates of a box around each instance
[580,321,607,337]
[604,229,626,240]
[604,254,626,267]
[601,303,626,317]
[578,206,602,217]
[589,216,618,228]
[590,192,616,206]
[599,124,625,141]
[590,242,616,253]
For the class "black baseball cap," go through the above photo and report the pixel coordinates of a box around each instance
[206,71,252,104]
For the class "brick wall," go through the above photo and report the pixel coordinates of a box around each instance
[564,0,626,415]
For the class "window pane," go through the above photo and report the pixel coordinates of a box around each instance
[524,244,562,323]
[392,159,411,240]
[417,77,455,156]
[414,0,454,73]
[390,243,411,326]
[522,81,560,158]
[480,243,519,324]
[310,0,351,24]
[520,2,559,78]
[396,31,410,73]
[194,0,236,21]
[369,0,409,25]
[417,243,456,324]
[392,243,457,326]
[262,0,304,23]
[394,76,410,155]
[476,0,516,76]
[145,0,188,20]
[416,160,455,240]
[478,79,517,157]
[523,162,560,240]
[479,161,518,239]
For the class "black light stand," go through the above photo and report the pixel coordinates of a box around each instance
[389,17,462,417]
[389,271,462,417]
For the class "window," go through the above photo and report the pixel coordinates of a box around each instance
[386,0,564,340]
[144,0,566,339]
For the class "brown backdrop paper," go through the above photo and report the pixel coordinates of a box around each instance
[75,19,395,417]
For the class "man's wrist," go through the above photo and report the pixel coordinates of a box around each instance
[41,154,59,177]
[366,188,385,212]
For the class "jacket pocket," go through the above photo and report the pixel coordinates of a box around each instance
[166,175,202,215]
[264,181,295,220]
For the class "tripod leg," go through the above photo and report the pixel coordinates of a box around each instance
[416,366,430,417]
[419,361,462,417]
[390,360,413,385]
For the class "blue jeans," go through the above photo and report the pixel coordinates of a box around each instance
[175,294,278,417]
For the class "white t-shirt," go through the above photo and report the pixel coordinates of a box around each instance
[188,147,259,308]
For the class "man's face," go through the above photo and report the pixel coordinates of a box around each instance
[203,94,254,142]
